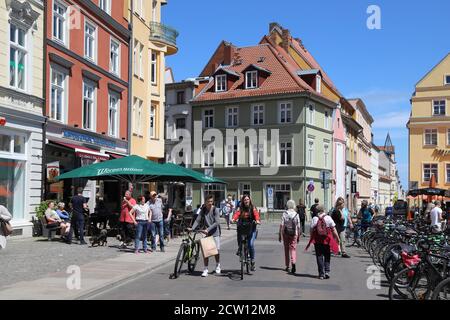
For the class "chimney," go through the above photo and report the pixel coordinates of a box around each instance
[224,43,234,66]
[281,28,291,52]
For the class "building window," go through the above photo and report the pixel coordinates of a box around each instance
[316,75,322,93]
[424,129,438,146]
[150,105,156,138]
[175,118,186,130]
[84,21,96,61]
[110,39,120,75]
[53,1,67,44]
[50,69,65,122]
[139,44,144,79]
[215,74,227,92]
[203,183,225,207]
[151,52,157,84]
[203,109,214,128]
[307,139,314,166]
[251,143,264,167]
[239,183,251,196]
[9,24,27,90]
[152,0,157,22]
[448,129,450,146]
[447,164,450,183]
[324,110,330,129]
[226,141,238,167]
[133,40,138,76]
[134,0,144,17]
[133,98,143,135]
[203,144,214,167]
[82,82,95,130]
[108,93,119,137]
[99,0,111,14]
[279,102,292,123]
[423,163,438,182]
[252,104,264,125]
[226,107,238,127]
[324,142,329,168]
[266,184,291,210]
[445,75,450,85]
[245,71,258,89]
[280,141,292,166]
[307,104,315,125]
[176,91,185,104]
[433,100,446,116]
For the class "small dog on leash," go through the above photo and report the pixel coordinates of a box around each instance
[90,229,108,247]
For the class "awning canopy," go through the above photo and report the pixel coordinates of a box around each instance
[50,141,110,161]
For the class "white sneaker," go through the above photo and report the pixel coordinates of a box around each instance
[215,265,221,275]
[201,269,209,277]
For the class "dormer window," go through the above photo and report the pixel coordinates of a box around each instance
[215,74,227,92]
[245,71,258,89]
[446,75,450,85]
[316,75,322,93]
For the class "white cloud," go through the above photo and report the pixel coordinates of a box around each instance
[346,89,410,107]
[372,111,410,129]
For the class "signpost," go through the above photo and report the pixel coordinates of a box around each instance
[267,187,274,210]
[320,170,331,210]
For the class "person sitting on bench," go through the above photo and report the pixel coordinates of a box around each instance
[45,201,70,239]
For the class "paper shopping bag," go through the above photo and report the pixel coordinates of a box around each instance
[200,236,218,258]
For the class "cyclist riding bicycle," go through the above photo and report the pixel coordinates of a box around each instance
[231,195,261,271]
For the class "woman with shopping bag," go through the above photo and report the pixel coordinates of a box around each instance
[0,205,13,250]
[188,195,222,278]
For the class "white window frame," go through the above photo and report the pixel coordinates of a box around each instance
[446,163,450,183]
[433,100,446,116]
[445,75,450,85]
[202,144,215,168]
[150,105,156,139]
[239,182,251,196]
[279,101,293,124]
[324,110,330,130]
[316,74,322,93]
[307,103,315,125]
[245,70,258,89]
[324,142,330,169]
[0,130,28,159]
[424,129,438,146]
[250,143,264,167]
[134,0,144,17]
[108,92,120,138]
[52,0,68,45]
[82,81,96,131]
[447,129,450,146]
[279,140,292,166]
[84,20,97,62]
[251,104,264,126]
[133,40,139,76]
[139,43,144,79]
[151,51,157,85]
[50,67,67,123]
[225,141,238,167]
[152,0,157,22]
[423,163,438,183]
[99,0,111,14]
[110,38,120,76]
[203,109,214,129]
[215,74,227,92]
[226,106,239,128]
[307,138,315,166]
[9,23,27,91]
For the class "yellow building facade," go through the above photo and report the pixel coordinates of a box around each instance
[125,0,177,161]
[408,53,450,189]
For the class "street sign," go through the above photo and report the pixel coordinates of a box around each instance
[307,182,315,192]
[351,181,357,193]
[267,187,274,210]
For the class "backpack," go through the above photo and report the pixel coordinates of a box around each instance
[316,215,328,238]
[283,212,298,236]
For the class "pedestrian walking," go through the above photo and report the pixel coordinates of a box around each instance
[231,195,261,271]
[67,189,88,245]
[310,198,320,219]
[119,190,136,248]
[189,195,222,277]
[128,195,151,254]
[296,198,306,237]
[331,197,352,258]
[148,191,166,252]
[357,200,374,234]
[430,200,443,233]
[221,194,235,230]
[0,205,12,250]
[306,205,340,279]
[279,200,301,274]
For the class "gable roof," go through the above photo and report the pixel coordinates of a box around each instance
[348,98,374,124]
[416,52,450,87]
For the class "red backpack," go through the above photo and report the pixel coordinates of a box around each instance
[315,216,328,242]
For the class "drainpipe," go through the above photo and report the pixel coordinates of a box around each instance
[304,97,308,220]
[41,0,48,203]
[127,0,133,156]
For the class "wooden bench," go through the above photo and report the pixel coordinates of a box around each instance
[40,216,61,240]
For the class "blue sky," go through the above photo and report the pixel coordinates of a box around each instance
[164,0,450,189]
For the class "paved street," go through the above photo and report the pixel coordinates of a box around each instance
[88,222,387,300]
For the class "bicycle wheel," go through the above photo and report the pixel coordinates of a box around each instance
[173,243,187,278]
[240,242,246,280]
[245,243,250,275]
[389,266,430,300]
[187,241,200,273]
[431,278,450,300]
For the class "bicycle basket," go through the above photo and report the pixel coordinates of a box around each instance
[237,221,253,236]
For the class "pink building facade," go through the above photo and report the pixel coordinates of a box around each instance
[332,106,347,204]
